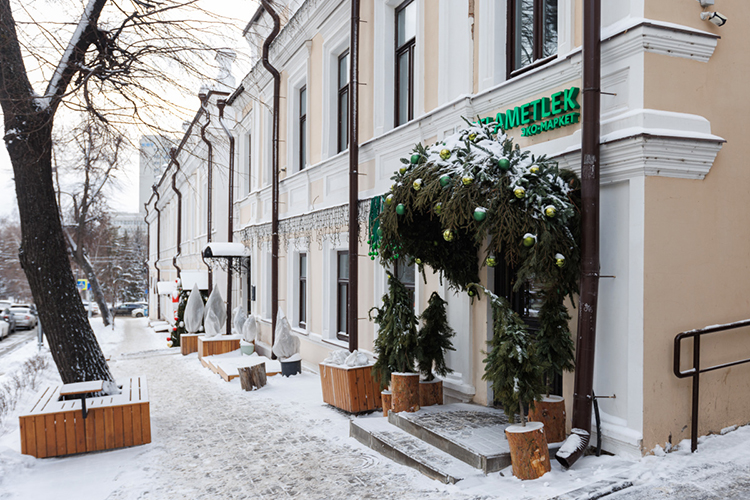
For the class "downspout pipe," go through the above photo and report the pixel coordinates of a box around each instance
[217,99,235,336]
[557,0,601,469]
[144,202,151,316]
[347,0,360,352]
[170,147,182,279]
[152,185,162,320]
[260,0,281,353]
[199,93,214,294]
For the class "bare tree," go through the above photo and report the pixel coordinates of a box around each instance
[0,0,240,390]
[0,216,32,301]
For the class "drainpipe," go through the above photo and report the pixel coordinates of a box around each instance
[557,0,601,469]
[217,99,235,335]
[260,0,281,353]
[152,185,162,320]
[347,0,360,352]
[144,202,151,316]
[170,147,182,279]
[199,93,214,294]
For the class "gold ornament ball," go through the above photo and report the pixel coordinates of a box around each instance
[399,166,407,174]
[514,187,526,199]
[462,176,474,186]
[413,179,422,191]
[486,257,497,267]
[415,258,422,265]
[385,194,393,205]
[545,206,556,218]
[443,229,454,242]
[440,148,451,160]
[434,202,443,215]
[530,166,539,174]
[469,133,477,142]
[523,234,536,247]
[556,257,566,268]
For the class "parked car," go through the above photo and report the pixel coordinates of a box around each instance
[131,307,148,318]
[1,307,16,333]
[10,306,37,330]
[114,302,148,316]
[81,300,100,316]
[0,317,8,340]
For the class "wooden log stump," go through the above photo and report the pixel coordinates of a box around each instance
[391,373,420,413]
[528,395,566,444]
[239,363,267,391]
[381,391,392,417]
[419,380,443,407]
[505,422,551,480]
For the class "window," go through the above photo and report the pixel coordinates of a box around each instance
[299,86,307,170]
[337,50,350,153]
[508,0,558,76]
[247,133,252,193]
[396,260,415,310]
[394,0,416,127]
[299,253,307,328]
[337,251,349,340]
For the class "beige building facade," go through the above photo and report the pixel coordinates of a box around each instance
[146,0,749,457]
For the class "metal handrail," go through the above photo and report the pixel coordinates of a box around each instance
[673,318,750,452]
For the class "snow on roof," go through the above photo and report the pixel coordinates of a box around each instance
[180,270,209,291]
[156,281,176,295]
[202,242,250,258]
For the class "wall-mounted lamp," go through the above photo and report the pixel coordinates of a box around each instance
[701,11,728,27]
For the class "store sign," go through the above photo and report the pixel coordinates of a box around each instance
[481,87,581,138]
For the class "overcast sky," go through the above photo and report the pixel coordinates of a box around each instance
[0,0,258,219]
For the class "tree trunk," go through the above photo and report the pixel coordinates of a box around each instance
[528,396,566,444]
[419,380,443,407]
[391,373,420,413]
[505,422,551,480]
[4,116,114,389]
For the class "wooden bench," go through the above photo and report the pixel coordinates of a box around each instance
[19,376,151,458]
[319,363,382,414]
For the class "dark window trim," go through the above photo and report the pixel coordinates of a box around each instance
[336,250,349,341]
[394,0,415,128]
[506,0,558,79]
[337,50,350,153]
[299,253,307,328]
[299,85,307,171]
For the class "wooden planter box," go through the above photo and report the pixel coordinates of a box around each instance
[319,363,382,414]
[19,376,151,458]
[197,335,241,359]
[181,334,200,355]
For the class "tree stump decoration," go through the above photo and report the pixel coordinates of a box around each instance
[239,363,267,391]
[419,380,443,407]
[505,422,551,480]
[528,395,566,443]
[391,373,420,413]
[381,390,392,417]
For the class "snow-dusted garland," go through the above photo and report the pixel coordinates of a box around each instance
[376,119,580,399]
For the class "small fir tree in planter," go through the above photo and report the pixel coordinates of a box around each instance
[482,289,550,480]
[370,271,420,412]
[416,292,455,406]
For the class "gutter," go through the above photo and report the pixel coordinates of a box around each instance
[260,0,281,354]
[170,147,182,278]
[347,0,360,352]
[152,185,162,320]
[144,202,151,314]
[217,99,236,335]
[199,92,215,293]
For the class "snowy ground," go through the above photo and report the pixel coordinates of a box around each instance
[0,319,749,499]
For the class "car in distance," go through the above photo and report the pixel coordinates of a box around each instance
[10,306,37,330]
[0,317,9,340]
[80,300,100,316]
[1,307,16,333]
[131,307,148,318]
[114,302,148,316]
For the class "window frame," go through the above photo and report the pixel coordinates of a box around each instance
[299,85,307,171]
[337,50,350,153]
[336,250,349,341]
[506,0,558,79]
[394,0,416,127]
[298,252,307,329]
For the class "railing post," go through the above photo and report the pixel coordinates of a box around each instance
[691,333,700,452]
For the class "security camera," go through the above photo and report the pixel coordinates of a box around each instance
[701,11,728,27]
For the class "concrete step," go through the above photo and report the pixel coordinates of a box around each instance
[388,403,512,474]
[350,417,481,484]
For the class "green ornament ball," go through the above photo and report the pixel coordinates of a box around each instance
[498,158,511,171]
[396,203,405,215]
[486,257,497,267]
[514,187,526,199]
[473,208,486,221]
[443,229,454,242]
[440,148,451,160]
[462,176,474,186]
[433,241,439,246]
[410,153,420,164]
[371,256,375,260]
[439,174,451,187]
[523,233,536,247]
[377,227,383,237]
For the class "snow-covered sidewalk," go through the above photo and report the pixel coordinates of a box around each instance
[0,318,749,499]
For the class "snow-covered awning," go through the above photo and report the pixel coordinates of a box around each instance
[156,281,176,296]
[180,270,209,291]
[202,242,250,259]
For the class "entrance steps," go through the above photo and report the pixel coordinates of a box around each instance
[350,403,514,483]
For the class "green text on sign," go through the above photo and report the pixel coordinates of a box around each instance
[481,87,581,137]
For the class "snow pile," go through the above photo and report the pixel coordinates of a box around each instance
[203,288,226,337]
[184,284,204,333]
[322,349,370,367]
[272,308,299,360]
